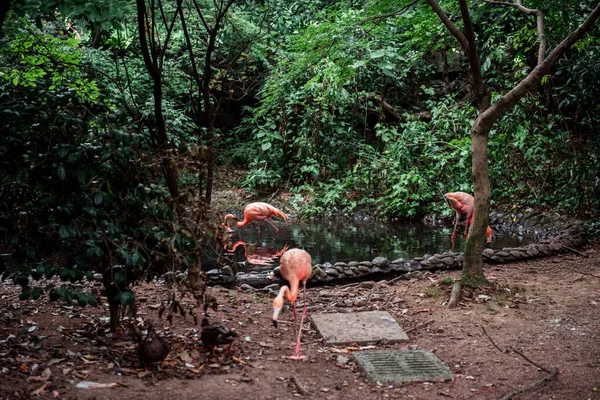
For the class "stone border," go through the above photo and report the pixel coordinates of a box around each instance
[207,210,585,288]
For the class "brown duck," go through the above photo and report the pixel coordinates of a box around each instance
[201,318,238,357]
[138,324,170,365]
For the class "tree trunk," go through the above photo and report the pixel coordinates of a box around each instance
[0,0,10,33]
[462,124,490,286]
[136,0,180,202]
[426,0,600,290]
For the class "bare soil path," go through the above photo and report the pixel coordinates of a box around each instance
[1,242,599,400]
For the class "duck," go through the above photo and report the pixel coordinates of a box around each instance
[138,324,170,366]
[200,318,238,357]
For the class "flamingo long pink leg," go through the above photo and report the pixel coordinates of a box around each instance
[290,282,308,359]
[451,211,459,252]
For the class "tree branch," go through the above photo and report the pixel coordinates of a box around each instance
[475,2,600,135]
[485,0,546,65]
[364,0,419,23]
[424,0,469,52]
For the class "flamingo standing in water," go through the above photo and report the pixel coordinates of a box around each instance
[272,248,312,360]
[444,192,492,251]
[223,202,289,234]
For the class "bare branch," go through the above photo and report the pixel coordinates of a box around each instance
[485,0,546,64]
[424,0,469,52]
[364,0,419,23]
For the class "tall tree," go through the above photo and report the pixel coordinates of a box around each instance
[135,0,181,202]
[178,0,235,205]
[424,0,600,305]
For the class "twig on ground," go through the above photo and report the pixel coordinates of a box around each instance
[499,367,558,400]
[481,325,508,353]
[509,347,552,374]
[290,376,310,396]
[562,246,587,257]
[405,319,434,334]
[481,325,559,399]
[389,274,410,284]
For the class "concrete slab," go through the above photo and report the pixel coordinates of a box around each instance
[353,349,454,384]
[311,311,408,346]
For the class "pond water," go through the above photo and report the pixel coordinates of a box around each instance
[203,219,537,273]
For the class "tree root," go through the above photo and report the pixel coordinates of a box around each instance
[447,282,462,309]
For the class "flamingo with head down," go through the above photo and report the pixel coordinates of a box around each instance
[272,248,312,360]
[444,192,493,251]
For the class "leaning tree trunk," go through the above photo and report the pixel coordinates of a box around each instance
[425,0,600,303]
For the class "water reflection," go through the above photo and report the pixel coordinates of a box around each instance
[225,240,290,268]
[206,219,536,273]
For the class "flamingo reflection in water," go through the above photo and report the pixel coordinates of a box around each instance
[225,240,290,267]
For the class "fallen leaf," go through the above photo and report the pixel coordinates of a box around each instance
[47,358,65,366]
[186,364,205,373]
[30,381,50,396]
[179,351,193,362]
[138,370,150,378]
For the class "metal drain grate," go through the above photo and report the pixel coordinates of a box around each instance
[353,349,454,384]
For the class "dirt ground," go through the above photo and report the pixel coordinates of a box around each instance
[1,240,599,400]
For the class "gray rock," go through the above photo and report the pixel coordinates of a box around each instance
[221,266,233,276]
[359,261,373,267]
[359,281,375,289]
[325,268,339,277]
[334,262,348,268]
[372,257,389,268]
[358,265,371,273]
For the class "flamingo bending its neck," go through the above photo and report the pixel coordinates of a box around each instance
[223,202,289,233]
[444,192,492,251]
[272,248,312,360]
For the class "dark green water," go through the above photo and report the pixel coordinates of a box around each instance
[204,219,535,272]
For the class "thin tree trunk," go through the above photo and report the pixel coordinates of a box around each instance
[0,0,11,33]
[136,0,180,202]
[426,0,600,290]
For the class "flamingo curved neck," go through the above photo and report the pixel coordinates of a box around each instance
[224,214,249,227]
[276,284,298,303]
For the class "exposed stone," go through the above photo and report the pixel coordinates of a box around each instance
[348,261,360,268]
[358,265,371,273]
[325,268,339,277]
[372,257,389,268]
[440,257,455,266]
[221,266,233,276]
[344,269,355,277]
[391,258,405,264]
[426,257,442,265]
[334,262,348,268]
[350,266,360,275]
[312,265,327,278]
[359,281,375,289]
[483,248,495,257]
[359,261,373,267]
